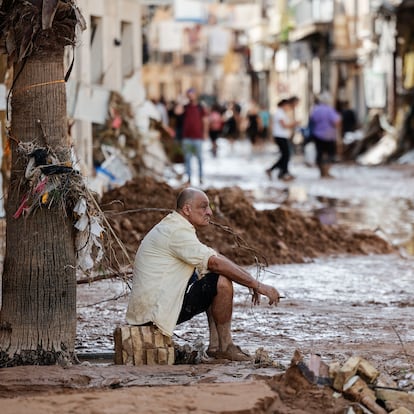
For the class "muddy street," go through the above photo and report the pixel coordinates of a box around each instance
[78,139,414,376]
[3,1,414,411]
[76,253,414,377]
[198,139,414,251]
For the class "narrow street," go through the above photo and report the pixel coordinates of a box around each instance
[2,1,414,412]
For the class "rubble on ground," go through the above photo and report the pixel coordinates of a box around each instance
[267,350,414,414]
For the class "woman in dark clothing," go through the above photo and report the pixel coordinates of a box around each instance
[245,101,261,146]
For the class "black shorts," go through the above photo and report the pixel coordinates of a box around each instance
[314,137,337,163]
[176,272,219,324]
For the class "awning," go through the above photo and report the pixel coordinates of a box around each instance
[288,22,330,42]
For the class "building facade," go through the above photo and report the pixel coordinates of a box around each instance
[68,0,143,174]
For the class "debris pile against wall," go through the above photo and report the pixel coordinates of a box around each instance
[93,92,144,171]
[90,92,145,195]
[101,176,394,267]
[90,92,175,197]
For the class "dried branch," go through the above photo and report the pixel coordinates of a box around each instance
[105,208,173,216]
[210,220,268,267]
[391,325,413,365]
[77,271,132,285]
[86,186,133,267]
[77,292,129,308]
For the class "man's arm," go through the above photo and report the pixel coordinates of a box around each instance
[202,112,209,139]
[280,111,299,130]
[207,254,280,305]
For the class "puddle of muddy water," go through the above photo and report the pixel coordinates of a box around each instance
[65,160,414,364]
[313,197,414,252]
[257,254,414,306]
[256,194,414,256]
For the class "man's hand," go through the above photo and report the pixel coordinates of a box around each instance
[253,283,280,306]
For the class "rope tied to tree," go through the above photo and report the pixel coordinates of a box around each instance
[11,79,65,98]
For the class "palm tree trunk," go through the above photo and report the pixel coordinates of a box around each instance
[0,50,77,366]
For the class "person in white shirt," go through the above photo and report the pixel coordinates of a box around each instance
[126,188,280,361]
[266,98,298,181]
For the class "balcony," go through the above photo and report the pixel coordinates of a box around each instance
[288,0,334,42]
[289,0,334,26]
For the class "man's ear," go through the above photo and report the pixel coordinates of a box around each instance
[182,203,191,216]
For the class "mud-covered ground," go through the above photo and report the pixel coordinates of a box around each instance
[100,176,394,268]
[2,252,413,413]
[1,139,414,413]
[73,253,414,375]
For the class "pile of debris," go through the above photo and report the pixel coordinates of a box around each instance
[341,109,414,166]
[100,176,395,268]
[92,92,144,174]
[90,92,174,198]
[269,350,414,414]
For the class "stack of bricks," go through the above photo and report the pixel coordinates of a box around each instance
[114,325,175,365]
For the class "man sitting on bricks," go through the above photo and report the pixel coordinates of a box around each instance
[126,187,280,361]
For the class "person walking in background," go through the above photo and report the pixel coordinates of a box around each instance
[309,91,342,178]
[258,104,270,141]
[181,88,208,185]
[172,97,186,143]
[287,96,300,138]
[340,100,357,137]
[208,103,224,157]
[245,100,262,150]
[266,98,299,181]
[286,95,301,156]
[222,101,241,144]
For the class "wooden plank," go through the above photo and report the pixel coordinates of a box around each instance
[146,348,157,365]
[113,326,134,365]
[154,329,166,348]
[113,327,123,365]
[343,375,387,414]
[167,346,175,365]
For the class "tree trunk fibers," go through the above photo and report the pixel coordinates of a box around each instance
[0,51,77,366]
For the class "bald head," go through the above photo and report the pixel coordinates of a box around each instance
[176,188,212,228]
[176,188,206,210]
